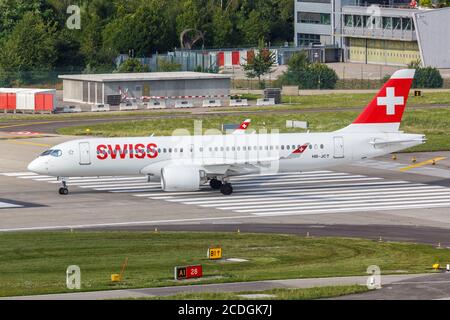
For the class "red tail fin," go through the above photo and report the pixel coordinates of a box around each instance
[341,69,415,132]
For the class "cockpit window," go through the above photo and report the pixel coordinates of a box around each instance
[40,150,53,156]
[51,150,62,157]
[40,150,62,157]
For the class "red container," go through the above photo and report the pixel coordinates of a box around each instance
[43,94,54,111]
[35,94,45,111]
[7,93,16,110]
[0,93,7,110]
[218,52,225,67]
[232,51,240,65]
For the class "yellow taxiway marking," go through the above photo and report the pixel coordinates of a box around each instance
[400,157,447,172]
[0,121,56,130]
[7,140,51,148]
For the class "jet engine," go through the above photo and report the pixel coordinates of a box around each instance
[161,166,206,192]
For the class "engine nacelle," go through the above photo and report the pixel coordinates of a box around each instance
[161,166,206,192]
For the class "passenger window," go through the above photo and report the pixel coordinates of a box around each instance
[163,148,167,153]
[320,144,324,149]
[309,145,313,149]
[281,145,285,150]
[287,145,291,150]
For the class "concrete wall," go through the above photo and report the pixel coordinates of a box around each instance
[62,80,83,103]
[414,8,450,68]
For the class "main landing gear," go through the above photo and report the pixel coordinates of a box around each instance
[58,179,69,195]
[210,178,233,196]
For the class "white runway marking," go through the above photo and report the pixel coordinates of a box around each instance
[0,202,22,209]
[2,171,450,217]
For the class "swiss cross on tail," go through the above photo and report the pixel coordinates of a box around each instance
[233,119,252,135]
[347,69,415,132]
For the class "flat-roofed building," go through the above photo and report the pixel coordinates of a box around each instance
[294,0,450,67]
[59,72,231,106]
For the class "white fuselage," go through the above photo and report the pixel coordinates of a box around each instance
[29,131,425,179]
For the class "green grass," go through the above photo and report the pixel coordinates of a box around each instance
[57,107,450,152]
[0,232,449,298]
[139,285,369,300]
[217,92,450,113]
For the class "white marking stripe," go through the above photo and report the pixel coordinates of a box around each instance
[235,198,450,213]
[0,202,22,209]
[251,202,450,216]
[1,172,39,177]
[92,177,382,192]
[181,186,448,205]
[219,194,450,210]
[143,181,412,198]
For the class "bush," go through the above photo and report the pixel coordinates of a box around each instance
[413,67,443,88]
[116,58,150,73]
[280,53,339,89]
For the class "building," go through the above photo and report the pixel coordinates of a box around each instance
[294,0,450,67]
[59,72,231,106]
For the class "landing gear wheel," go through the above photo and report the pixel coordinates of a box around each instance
[59,187,69,195]
[210,179,223,190]
[220,183,233,196]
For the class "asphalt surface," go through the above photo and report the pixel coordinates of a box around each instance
[82,224,450,247]
[0,104,449,134]
[2,274,439,300]
[334,273,450,300]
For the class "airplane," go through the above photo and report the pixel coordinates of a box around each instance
[28,69,426,196]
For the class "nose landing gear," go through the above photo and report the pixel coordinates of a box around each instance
[58,179,69,195]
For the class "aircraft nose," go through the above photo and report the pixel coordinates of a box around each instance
[27,158,47,175]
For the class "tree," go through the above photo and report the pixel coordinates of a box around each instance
[408,60,443,88]
[0,11,58,84]
[157,58,182,72]
[211,8,234,48]
[242,46,276,88]
[116,58,150,73]
[280,52,339,89]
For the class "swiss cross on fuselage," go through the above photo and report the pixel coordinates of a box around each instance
[377,87,404,115]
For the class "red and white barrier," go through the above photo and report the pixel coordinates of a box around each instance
[0,88,56,112]
[142,94,230,100]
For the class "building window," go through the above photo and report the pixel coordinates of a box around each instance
[345,15,354,27]
[298,12,331,25]
[297,33,321,46]
[383,17,392,30]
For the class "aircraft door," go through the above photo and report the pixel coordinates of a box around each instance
[333,137,345,159]
[79,142,91,165]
